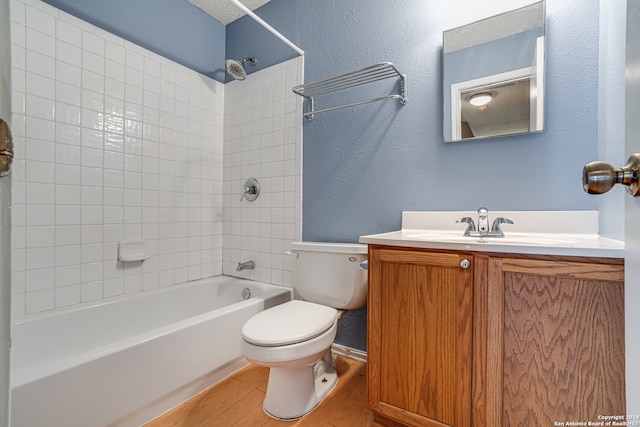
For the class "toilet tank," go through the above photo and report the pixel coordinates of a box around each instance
[289,242,368,309]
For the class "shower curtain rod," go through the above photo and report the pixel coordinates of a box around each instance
[228,0,304,56]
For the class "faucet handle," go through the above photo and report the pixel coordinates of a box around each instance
[456,217,476,236]
[240,178,260,202]
[491,217,514,237]
[456,217,476,227]
[491,217,514,229]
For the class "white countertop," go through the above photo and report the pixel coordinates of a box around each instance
[359,211,625,258]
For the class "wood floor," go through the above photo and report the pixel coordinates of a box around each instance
[144,356,373,427]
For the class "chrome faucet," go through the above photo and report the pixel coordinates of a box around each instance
[456,207,513,238]
[236,260,255,271]
[476,207,489,234]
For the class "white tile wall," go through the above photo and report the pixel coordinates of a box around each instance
[11,0,226,316]
[222,58,303,287]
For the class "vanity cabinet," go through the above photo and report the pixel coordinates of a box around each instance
[486,256,626,426]
[367,247,475,426]
[367,245,626,427]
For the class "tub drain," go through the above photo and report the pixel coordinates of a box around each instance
[242,288,251,300]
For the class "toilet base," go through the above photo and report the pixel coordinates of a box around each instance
[262,350,338,420]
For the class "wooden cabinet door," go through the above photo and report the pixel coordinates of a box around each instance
[368,247,474,427]
[487,257,625,426]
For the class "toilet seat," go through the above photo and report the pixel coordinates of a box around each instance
[242,300,338,347]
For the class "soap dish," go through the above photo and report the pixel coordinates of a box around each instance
[118,240,150,262]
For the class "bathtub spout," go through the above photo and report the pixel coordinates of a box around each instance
[237,260,255,271]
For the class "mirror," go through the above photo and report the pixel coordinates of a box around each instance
[443,1,546,142]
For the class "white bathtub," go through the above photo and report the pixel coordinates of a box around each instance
[10,276,292,427]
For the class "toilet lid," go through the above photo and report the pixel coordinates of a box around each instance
[242,300,338,346]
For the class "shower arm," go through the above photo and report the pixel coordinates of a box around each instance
[228,0,304,57]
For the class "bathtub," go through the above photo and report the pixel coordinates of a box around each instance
[10,276,292,427]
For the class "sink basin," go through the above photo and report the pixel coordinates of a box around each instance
[402,231,578,246]
[359,211,624,258]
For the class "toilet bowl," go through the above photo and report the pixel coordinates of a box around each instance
[240,242,368,420]
[242,300,340,419]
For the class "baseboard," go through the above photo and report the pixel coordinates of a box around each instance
[332,343,367,363]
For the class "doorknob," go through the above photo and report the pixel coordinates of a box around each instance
[582,153,640,197]
[0,118,13,177]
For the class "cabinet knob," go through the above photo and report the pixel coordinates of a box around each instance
[460,259,471,269]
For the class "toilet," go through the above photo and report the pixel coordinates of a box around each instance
[240,241,368,420]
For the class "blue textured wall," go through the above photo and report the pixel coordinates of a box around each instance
[41,0,227,81]
[298,0,601,241]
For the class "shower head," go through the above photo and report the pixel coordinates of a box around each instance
[225,57,257,81]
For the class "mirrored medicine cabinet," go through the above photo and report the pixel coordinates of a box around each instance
[443,1,546,142]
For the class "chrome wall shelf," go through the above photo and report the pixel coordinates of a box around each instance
[292,62,407,121]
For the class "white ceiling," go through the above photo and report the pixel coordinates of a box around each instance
[187,0,273,25]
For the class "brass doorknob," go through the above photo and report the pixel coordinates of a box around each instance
[0,118,14,177]
[582,153,640,197]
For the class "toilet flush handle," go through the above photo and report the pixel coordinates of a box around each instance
[285,250,299,259]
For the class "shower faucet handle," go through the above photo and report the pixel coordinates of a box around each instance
[240,178,260,202]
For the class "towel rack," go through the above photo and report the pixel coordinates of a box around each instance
[292,62,407,121]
